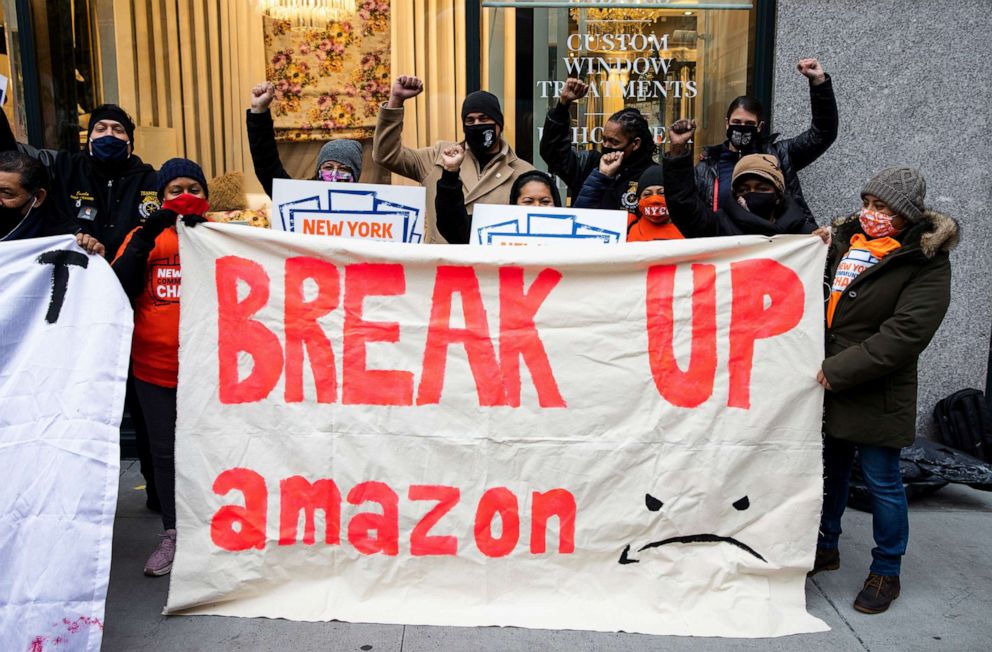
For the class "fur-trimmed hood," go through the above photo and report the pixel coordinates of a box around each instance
[831,208,960,258]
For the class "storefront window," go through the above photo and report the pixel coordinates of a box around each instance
[482,0,758,172]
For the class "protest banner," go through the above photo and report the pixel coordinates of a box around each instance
[470,204,628,245]
[168,223,829,637]
[0,236,132,651]
[272,179,426,243]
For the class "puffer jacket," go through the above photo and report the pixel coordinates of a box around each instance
[694,75,837,224]
[821,209,959,448]
[539,102,656,212]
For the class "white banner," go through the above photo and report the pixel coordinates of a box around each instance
[0,236,132,651]
[471,204,628,245]
[272,179,426,243]
[168,223,829,638]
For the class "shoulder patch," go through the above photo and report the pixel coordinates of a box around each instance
[139,191,161,220]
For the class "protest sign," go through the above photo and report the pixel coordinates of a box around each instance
[271,179,425,243]
[471,204,627,245]
[0,236,132,651]
[168,223,829,637]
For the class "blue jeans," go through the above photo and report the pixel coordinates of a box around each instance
[818,435,908,576]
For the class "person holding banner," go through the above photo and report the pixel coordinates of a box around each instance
[246,81,364,197]
[574,154,683,241]
[112,158,210,577]
[435,142,561,244]
[0,151,90,245]
[695,58,837,222]
[0,105,160,261]
[372,76,535,243]
[539,78,657,212]
[663,119,823,239]
[813,168,958,614]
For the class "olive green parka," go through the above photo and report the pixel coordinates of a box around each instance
[822,209,959,448]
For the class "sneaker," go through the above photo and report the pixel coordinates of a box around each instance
[144,529,177,577]
[853,573,900,614]
[808,547,840,576]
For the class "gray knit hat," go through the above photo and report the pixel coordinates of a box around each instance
[316,139,363,180]
[861,166,926,223]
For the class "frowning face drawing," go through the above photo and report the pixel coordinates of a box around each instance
[619,492,767,564]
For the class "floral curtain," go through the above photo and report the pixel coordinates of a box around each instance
[263,1,390,141]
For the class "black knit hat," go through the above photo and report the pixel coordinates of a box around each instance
[157,158,209,199]
[88,104,136,143]
[461,91,504,128]
[861,166,926,223]
[636,165,665,196]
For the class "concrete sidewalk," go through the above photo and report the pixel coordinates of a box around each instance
[103,461,992,651]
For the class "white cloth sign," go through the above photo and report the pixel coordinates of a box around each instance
[0,236,132,651]
[470,204,628,245]
[272,179,426,243]
[168,224,829,638]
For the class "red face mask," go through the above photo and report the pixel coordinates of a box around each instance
[163,193,210,217]
[638,194,670,224]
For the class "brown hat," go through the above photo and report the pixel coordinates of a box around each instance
[732,154,785,196]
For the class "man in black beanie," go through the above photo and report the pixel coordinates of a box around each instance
[1,103,161,513]
[372,75,534,243]
[4,103,159,261]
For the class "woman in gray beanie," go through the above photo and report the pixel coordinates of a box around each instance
[811,166,959,614]
[247,81,363,196]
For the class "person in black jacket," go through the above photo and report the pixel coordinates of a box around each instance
[5,105,160,261]
[0,150,89,244]
[664,119,829,240]
[246,81,363,197]
[539,78,656,212]
[695,58,837,223]
[435,143,561,244]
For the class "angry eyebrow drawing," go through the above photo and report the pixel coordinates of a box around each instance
[618,492,767,564]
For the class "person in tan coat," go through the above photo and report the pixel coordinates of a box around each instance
[372,75,534,243]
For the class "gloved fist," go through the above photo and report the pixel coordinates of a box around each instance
[181,214,207,228]
[137,208,179,243]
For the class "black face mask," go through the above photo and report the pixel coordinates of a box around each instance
[0,197,36,230]
[727,124,759,151]
[739,191,778,219]
[464,124,499,156]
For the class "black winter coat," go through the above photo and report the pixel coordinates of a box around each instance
[0,200,77,241]
[246,109,293,198]
[539,102,655,211]
[694,76,838,223]
[663,152,817,237]
[16,144,159,261]
[821,210,958,448]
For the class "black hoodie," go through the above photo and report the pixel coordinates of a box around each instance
[663,152,816,238]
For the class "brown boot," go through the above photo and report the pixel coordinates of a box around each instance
[808,547,840,576]
[853,573,900,614]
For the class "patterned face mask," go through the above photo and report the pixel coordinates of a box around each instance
[859,208,901,238]
[319,168,354,183]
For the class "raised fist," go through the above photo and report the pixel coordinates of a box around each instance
[667,119,696,153]
[250,81,276,113]
[388,76,424,108]
[599,150,623,178]
[441,143,465,172]
[797,58,826,86]
[559,78,590,106]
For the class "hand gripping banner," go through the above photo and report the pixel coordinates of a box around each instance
[0,236,132,651]
[167,223,830,637]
